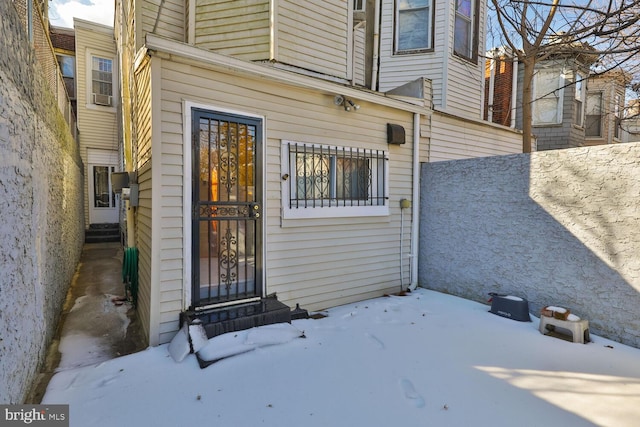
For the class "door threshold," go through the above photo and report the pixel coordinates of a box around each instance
[194,297,261,312]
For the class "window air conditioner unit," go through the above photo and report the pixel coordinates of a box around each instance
[93,93,112,106]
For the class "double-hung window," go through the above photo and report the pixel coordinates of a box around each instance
[585,92,603,137]
[454,0,478,61]
[614,93,622,140]
[282,141,389,219]
[92,56,113,106]
[395,0,433,53]
[533,68,564,125]
[574,72,585,127]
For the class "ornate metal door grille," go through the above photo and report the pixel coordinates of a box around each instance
[192,109,262,308]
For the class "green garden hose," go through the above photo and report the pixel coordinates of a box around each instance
[122,247,139,307]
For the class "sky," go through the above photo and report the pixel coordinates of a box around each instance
[48,0,114,28]
[42,288,640,427]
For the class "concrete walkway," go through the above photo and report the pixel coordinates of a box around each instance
[27,242,146,403]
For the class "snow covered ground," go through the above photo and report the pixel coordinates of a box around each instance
[42,289,640,426]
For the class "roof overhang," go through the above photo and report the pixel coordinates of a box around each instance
[144,34,430,115]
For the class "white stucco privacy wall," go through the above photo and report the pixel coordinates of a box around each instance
[0,2,85,403]
[419,143,640,348]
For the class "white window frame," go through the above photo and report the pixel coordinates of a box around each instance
[85,50,117,110]
[532,68,564,125]
[281,140,389,219]
[395,0,433,54]
[614,92,622,140]
[574,72,585,127]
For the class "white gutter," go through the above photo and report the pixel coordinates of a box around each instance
[371,0,380,91]
[409,112,420,291]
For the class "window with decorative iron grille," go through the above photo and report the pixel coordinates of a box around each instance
[282,141,389,218]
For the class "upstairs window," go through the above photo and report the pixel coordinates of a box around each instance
[354,0,365,12]
[585,92,603,137]
[282,141,389,219]
[574,73,585,127]
[92,56,113,106]
[395,0,433,53]
[533,69,564,125]
[57,55,75,78]
[454,0,478,61]
[614,93,622,139]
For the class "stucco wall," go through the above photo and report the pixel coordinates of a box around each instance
[419,142,640,348]
[0,2,85,403]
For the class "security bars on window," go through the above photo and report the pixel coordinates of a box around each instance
[288,142,387,209]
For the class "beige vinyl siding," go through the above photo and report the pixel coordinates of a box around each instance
[276,0,349,79]
[74,21,119,228]
[194,0,270,60]
[429,112,522,161]
[378,0,446,105]
[151,58,415,342]
[131,56,154,345]
[378,1,485,119]
[141,0,185,42]
[442,0,485,119]
[135,57,152,167]
[445,56,484,119]
[135,162,152,345]
[353,24,366,86]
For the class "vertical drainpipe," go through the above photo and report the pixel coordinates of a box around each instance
[487,56,496,123]
[27,0,33,42]
[371,0,380,91]
[409,112,420,290]
[511,56,518,129]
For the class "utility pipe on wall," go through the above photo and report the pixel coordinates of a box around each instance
[409,112,420,291]
[370,0,380,91]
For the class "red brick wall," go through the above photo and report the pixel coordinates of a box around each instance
[484,56,514,127]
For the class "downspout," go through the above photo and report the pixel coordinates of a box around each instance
[370,0,380,91]
[409,112,420,291]
[487,56,496,123]
[511,57,518,129]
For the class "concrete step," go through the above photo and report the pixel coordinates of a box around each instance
[181,298,294,340]
[85,223,120,243]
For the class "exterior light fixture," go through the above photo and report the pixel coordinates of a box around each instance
[334,95,360,112]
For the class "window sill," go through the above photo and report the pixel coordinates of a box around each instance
[85,103,116,113]
[282,205,389,220]
[452,52,477,65]
[393,48,435,56]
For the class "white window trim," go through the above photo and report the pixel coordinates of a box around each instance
[394,0,433,54]
[532,69,565,125]
[281,140,389,219]
[585,91,604,139]
[574,72,586,127]
[453,0,476,60]
[85,49,118,111]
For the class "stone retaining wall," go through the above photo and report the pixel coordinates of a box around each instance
[0,1,84,403]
